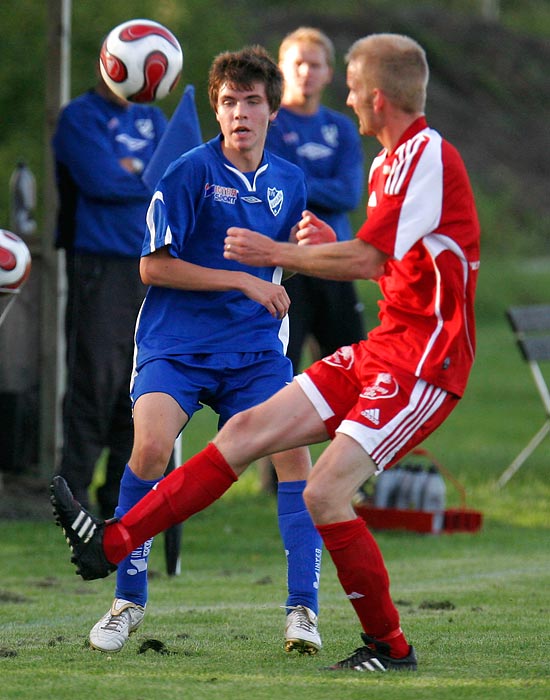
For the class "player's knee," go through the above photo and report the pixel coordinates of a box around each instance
[223,407,259,440]
[216,409,272,466]
[303,479,331,522]
[129,436,172,477]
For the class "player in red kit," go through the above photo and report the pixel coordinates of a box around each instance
[52,33,480,673]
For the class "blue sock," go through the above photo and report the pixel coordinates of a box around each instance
[113,465,161,607]
[277,480,323,615]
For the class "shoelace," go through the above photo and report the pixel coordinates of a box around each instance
[101,612,129,632]
[287,606,315,632]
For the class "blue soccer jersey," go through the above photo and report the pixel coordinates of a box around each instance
[266,105,363,241]
[52,89,166,257]
[135,135,307,361]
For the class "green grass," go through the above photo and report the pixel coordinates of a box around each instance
[1,255,549,699]
[1,499,548,699]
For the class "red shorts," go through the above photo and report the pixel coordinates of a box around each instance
[295,343,459,471]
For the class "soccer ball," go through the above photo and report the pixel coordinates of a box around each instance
[0,229,31,294]
[100,19,183,103]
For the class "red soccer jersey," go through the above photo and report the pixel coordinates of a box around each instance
[357,117,480,397]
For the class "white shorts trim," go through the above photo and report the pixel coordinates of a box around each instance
[295,372,335,422]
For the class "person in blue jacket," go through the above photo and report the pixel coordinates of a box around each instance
[52,66,167,517]
[266,27,366,370]
[258,27,367,493]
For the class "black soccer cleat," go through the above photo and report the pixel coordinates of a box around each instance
[325,633,418,672]
[50,475,118,581]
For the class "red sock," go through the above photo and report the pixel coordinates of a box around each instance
[317,517,409,658]
[103,443,238,564]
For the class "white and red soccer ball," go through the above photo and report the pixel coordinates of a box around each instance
[0,229,31,294]
[100,19,183,103]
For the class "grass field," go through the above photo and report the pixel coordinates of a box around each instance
[1,256,549,699]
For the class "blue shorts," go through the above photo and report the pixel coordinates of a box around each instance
[131,351,293,429]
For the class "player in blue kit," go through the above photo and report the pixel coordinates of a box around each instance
[266,28,366,370]
[52,67,167,517]
[88,45,323,656]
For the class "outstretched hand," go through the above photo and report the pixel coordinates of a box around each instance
[224,211,337,269]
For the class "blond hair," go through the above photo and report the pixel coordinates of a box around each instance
[279,27,335,67]
[346,34,428,114]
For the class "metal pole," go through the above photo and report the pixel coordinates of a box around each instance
[40,0,71,477]
[481,0,500,21]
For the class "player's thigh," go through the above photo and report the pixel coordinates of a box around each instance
[131,356,208,421]
[215,380,328,470]
[217,352,314,480]
[215,351,292,426]
[130,392,189,477]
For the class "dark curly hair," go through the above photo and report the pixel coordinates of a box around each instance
[208,45,283,113]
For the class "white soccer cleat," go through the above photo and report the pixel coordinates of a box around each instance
[284,605,322,655]
[89,598,145,652]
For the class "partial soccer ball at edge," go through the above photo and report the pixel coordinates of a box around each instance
[0,229,31,294]
[100,19,183,103]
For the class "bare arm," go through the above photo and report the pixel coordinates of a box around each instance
[224,210,387,282]
[140,247,291,319]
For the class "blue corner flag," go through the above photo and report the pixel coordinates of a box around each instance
[142,84,203,192]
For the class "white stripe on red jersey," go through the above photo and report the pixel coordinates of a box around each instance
[357,117,480,396]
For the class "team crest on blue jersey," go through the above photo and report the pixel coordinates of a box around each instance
[267,187,283,216]
[322,124,339,147]
[136,119,155,139]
